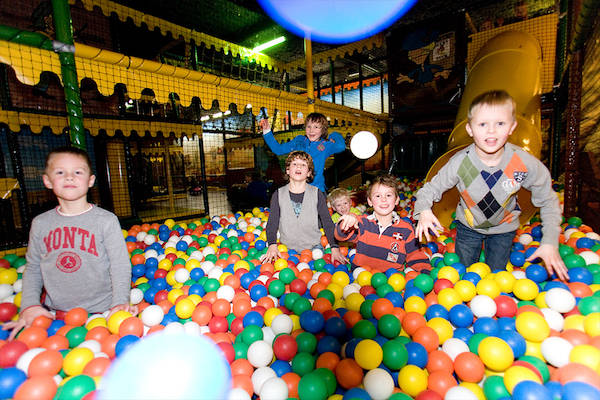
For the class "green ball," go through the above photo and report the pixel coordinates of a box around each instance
[592,244,600,252]
[564,254,586,269]
[65,326,88,348]
[382,340,408,370]
[375,283,394,298]
[204,254,217,263]
[313,368,337,396]
[352,320,377,339]
[241,325,263,344]
[483,375,510,400]
[559,244,575,258]
[279,268,296,284]
[567,216,583,227]
[393,336,411,345]
[173,257,186,266]
[247,248,258,258]
[443,252,460,266]
[292,297,312,316]
[588,264,600,275]
[378,314,401,338]
[313,259,326,271]
[370,272,388,288]
[298,371,327,399]
[517,300,536,308]
[389,393,413,400]
[131,249,144,256]
[359,299,374,319]
[518,355,550,382]
[198,276,208,286]
[283,292,300,309]
[197,237,209,247]
[137,282,150,292]
[203,278,220,292]
[316,289,335,306]
[268,280,285,297]
[413,274,434,294]
[296,332,317,353]
[217,253,229,260]
[429,267,441,280]
[292,352,316,376]
[226,313,236,326]
[233,342,249,359]
[594,273,600,285]
[2,254,18,264]
[231,243,242,251]
[468,333,488,355]
[186,247,196,256]
[578,296,600,315]
[13,257,26,268]
[54,374,96,400]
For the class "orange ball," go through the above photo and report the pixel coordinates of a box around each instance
[233,299,252,318]
[100,334,120,359]
[335,358,364,389]
[412,326,440,353]
[54,324,74,337]
[312,297,333,314]
[82,356,111,377]
[342,310,363,328]
[317,273,332,286]
[17,326,48,348]
[316,352,340,371]
[28,349,63,377]
[454,351,485,383]
[427,370,457,397]
[41,335,69,351]
[555,362,600,390]
[371,298,394,320]
[309,282,326,299]
[402,312,427,336]
[131,254,145,265]
[203,291,218,304]
[426,350,454,374]
[257,296,275,310]
[85,326,111,342]
[282,372,301,399]
[192,304,212,325]
[230,358,254,376]
[232,374,254,397]
[13,375,57,400]
[118,317,144,338]
[65,307,88,327]
[31,316,53,330]
[211,299,232,317]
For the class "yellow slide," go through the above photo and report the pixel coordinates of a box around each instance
[425,31,543,227]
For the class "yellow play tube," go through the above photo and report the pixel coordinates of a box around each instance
[425,31,543,227]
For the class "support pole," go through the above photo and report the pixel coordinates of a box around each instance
[304,38,314,114]
[563,50,582,217]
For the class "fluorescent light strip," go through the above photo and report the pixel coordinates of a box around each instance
[253,36,286,53]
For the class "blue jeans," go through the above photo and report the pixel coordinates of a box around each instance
[455,221,516,271]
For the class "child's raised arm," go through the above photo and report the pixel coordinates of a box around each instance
[415,209,442,242]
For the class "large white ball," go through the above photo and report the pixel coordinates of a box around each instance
[541,336,573,367]
[260,377,288,400]
[364,368,395,400]
[140,304,164,327]
[350,130,379,159]
[248,340,274,368]
[545,287,576,313]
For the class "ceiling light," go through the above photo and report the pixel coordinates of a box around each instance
[253,36,286,53]
[246,104,252,109]
[200,116,210,121]
[224,110,231,116]
[212,112,223,118]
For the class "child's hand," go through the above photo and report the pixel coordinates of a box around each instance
[415,210,442,242]
[330,247,348,265]
[2,305,54,340]
[259,119,271,134]
[109,303,139,317]
[527,244,569,281]
[338,214,359,232]
[260,244,282,264]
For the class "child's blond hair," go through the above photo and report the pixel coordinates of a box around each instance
[467,90,516,122]
[328,188,352,205]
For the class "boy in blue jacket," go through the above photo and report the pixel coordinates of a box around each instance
[260,112,346,193]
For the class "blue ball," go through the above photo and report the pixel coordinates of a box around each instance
[158,224,170,232]
[188,283,205,297]
[544,381,563,399]
[526,264,549,283]
[115,334,140,357]
[254,240,266,251]
[449,304,474,328]
[576,237,595,249]
[544,281,569,291]
[405,341,428,368]
[143,288,158,304]
[451,262,467,276]
[473,317,499,336]
[324,317,346,337]
[100,333,231,399]
[316,335,341,354]
[462,271,482,285]
[562,381,600,400]
[404,287,424,299]
[271,360,292,377]
[151,277,168,290]
[568,267,593,284]
[384,291,404,308]
[512,380,551,400]
[343,387,371,400]
[250,284,268,301]
[510,251,525,267]
[0,329,8,340]
[497,317,516,331]
[158,231,170,241]
[125,235,137,242]
[453,327,474,343]
[175,241,188,251]
[145,266,158,280]
[425,304,448,321]
[300,310,325,334]
[497,330,526,358]
[243,311,264,327]
[240,273,254,290]
[513,242,525,251]
[385,268,400,278]
[530,225,543,240]
[0,367,27,399]
[160,313,179,326]
[132,264,146,279]
[145,257,158,268]
[344,338,361,358]
[190,267,205,281]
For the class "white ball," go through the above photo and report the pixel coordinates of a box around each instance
[511,270,527,280]
[174,268,190,283]
[442,338,470,361]
[563,228,579,240]
[296,263,310,271]
[0,283,13,299]
[469,295,497,318]
[163,322,185,334]
[352,267,366,280]
[94,351,109,359]
[261,326,276,346]
[183,321,201,336]
[238,220,248,230]
[217,286,235,302]
[519,233,533,245]
[227,230,238,238]
[312,248,323,260]
[248,340,274,368]
[545,288,576,313]
[579,250,600,265]
[541,336,573,367]
[271,314,293,335]
[77,340,101,353]
[141,305,164,327]
[12,279,22,294]
[136,231,147,241]
[350,130,378,159]
[260,377,288,400]
[307,279,318,290]
[86,313,106,326]
[16,348,45,373]
[252,366,277,394]
[540,308,564,332]
[208,266,224,280]
[445,386,478,400]
[201,261,215,273]
[363,368,395,400]
[586,232,600,241]
[202,247,216,257]
[144,249,158,259]
[228,387,251,400]
[181,235,193,244]
[343,283,360,298]
[143,235,156,245]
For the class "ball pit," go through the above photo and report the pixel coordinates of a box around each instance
[0,180,598,399]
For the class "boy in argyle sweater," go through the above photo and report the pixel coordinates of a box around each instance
[414,90,568,280]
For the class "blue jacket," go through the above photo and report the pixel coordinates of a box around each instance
[263,131,346,192]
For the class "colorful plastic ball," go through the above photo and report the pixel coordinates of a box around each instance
[405,342,428,368]
[259,376,288,400]
[513,279,540,301]
[354,339,383,370]
[541,336,573,367]
[140,305,164,327]
[516,311,550,342]
[382,340,408,370]
[444,385,478,400]
[378,314,401,338]
[98,332,231,399]
[469,294,497,318]
[63,347,94,376]
[448,304,473,328]
[441,338,469,361]
[291,352,316,377]
[496,330,526,359]
[0,302,18,322]
[513,381,552,400]
[545,287,576,313]
[115,334,140,357]
[398,365,428,398]
[299,310,325,334]
[569,344,600,371]
[13,375,57,400]
[503,365,542,393]
[54,374,96,400]
[0,367,26,399]
[364,368,395,400]
[453,351,484,383]
[526,264,549,283]
[478,336,514,371]
[562,381,600,400]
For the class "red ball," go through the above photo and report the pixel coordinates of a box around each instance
[165,253,177,262]
[494,295,517,317]
[217,342,235,364]
[0,302,18,322]
[359,285,376,297]
[154,269,168,279]
[208,316,229,333]
[0,260,10,269]
[231,318,244,335]
[416,390,443,400]
[0,340,29,367]
[273,334,298,361]
[289,279,307,295]
[153,290,169,304]
[252,306,266,316]
[433,279,453,293]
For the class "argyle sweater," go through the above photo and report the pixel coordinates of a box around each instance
[335,212,431,272]
[414,143,561,245]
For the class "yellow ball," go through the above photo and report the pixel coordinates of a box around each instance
[387,273,406,292]
[404,296,427,315]
[0,268,18,285]
[274,258,288,270]
[584,313,600,336]
[437,287,463,310]
[437,266,460,284]
[354,339,383,370]
[503,365,541,393]
[165,271,177,286]
[454,280,477,302]
[563,314,585,331]
[252,207,261,216]
[107,310,132,334]
[264,308,283,326]
[164,218,175,229]
[326,283,343,300]
[290,314,300,331]
[516,312,550,342]
[175,298,195,319]
[398,365,428,397]
[333,298,345,309]
[213,236,225,247]
[534,292,548,308]
[331,271,350,287]
[356,271,372,287]
[219,272,232,286]
[512,279,539,301]
[478,336,514,371]
[459,382,485,400]
[345,293,365,312]
[569,344,600,372]
[524,340,544,359]
[188,294,202,305]
[168,288,184,304]
[134,277,149,286]
[234,260,251,271]
[85,316,107,330]
[467,262,491,278]
[426,317,453,344]
[476,278,501,298]
[158,259,173,270]
[164,247,177,255]
[63,347,95,376]
[186,258,201,271]
[13,292,21,308]
[277,244,288,253]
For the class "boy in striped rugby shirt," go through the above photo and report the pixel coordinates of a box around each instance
[335,174,430,273]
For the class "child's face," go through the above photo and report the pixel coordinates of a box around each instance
[43,153,95,202]
[332,196,351,215]
[305,121,323,142]
[286,157,310,182]
[367,184,399,218]
[466,102,517,159]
